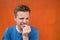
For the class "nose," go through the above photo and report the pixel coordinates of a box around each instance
[23,19,27,23]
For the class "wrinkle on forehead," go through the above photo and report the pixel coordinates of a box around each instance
[17,11,29,17]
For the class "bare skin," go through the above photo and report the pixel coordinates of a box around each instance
[15,11,31,40]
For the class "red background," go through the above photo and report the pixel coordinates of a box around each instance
[0,0,60,40]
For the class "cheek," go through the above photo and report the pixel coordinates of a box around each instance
[26,20,29,23]
[16,19,23,24]
[18,20,23,22]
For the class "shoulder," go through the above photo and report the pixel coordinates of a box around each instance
[8,25,16,29]
[5,25,16,33]
[2,25,16,40]
[30,26,38,32]
[28,26,39,38]
[8,25,16,30]
[30,26,38,34]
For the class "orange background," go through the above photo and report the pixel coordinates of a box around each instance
[0,0,60,40]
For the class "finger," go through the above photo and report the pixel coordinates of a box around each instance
[22,25,31,33]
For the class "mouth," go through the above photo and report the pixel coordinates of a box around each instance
[20,22,29,28]
[19,24,26,31]
[20,23,26,28]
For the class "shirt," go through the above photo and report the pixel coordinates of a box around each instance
[2,25,38,40]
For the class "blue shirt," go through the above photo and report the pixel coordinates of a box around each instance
[2,25,38,40]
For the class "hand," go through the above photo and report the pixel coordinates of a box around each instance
[22,25,31,36]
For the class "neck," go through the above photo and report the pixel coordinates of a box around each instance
[16,25,22,33]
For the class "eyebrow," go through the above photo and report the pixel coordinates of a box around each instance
[19,18,24,19]
[19,17,29,19]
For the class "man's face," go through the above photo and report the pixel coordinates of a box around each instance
[14,11,30,28]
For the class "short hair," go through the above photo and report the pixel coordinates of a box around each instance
[14,5,31,17]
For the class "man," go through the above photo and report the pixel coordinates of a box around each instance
[2,5,38,40]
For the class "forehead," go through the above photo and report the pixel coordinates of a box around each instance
[17,11,29,17]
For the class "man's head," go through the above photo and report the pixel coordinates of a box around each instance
[14,5,31,28]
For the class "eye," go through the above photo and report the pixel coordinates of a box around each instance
[26,18,29,20]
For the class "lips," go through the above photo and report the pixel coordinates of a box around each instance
[20,23,28,29]
[20,25,25,29]
[23,26,25,27]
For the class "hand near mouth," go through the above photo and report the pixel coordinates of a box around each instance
[22,25,31,34]
[21,25,31,40]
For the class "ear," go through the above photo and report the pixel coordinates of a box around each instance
[14,16,16,21]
